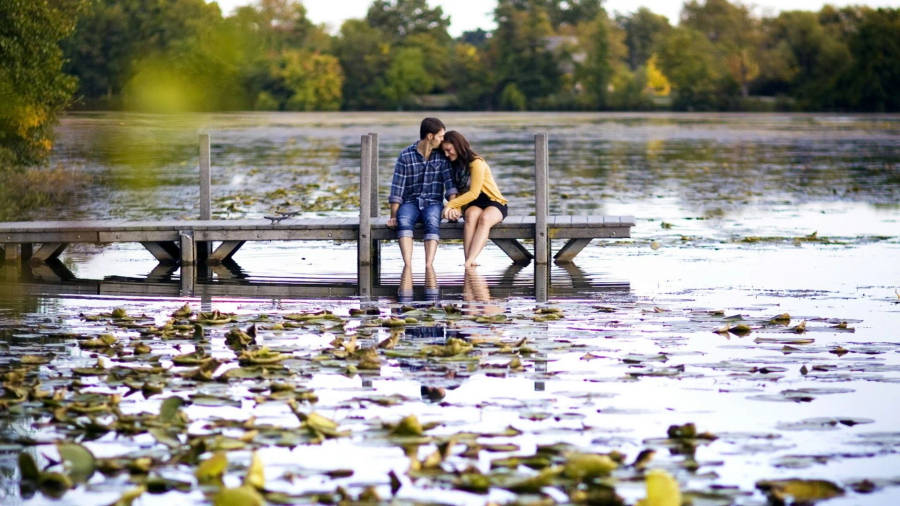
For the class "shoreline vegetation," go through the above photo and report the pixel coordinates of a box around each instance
[1,0,898,169]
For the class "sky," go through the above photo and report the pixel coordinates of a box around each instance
[212,0,900,37]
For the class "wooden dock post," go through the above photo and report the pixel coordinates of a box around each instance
[367,132,382,281]
[534,133,550,301]
[358,135,373,298]
[180,232,195,295]
[197,133,212,263]
[367,132,379,218]
[199,134,211,220]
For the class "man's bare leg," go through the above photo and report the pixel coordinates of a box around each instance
[424,239,438,267]
[400,237,413,266]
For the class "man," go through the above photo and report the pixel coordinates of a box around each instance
[386,117,457,268]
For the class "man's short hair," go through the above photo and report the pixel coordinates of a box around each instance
[420,117,445,140]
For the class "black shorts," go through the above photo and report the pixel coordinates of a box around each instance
[464,192,508,219]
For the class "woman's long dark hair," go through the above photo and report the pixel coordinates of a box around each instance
[443,130,480,192]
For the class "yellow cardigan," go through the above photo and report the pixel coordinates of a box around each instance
[446,158,508,209]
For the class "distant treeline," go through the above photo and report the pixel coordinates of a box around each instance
[1,0,898,166]
[63,0,899,113]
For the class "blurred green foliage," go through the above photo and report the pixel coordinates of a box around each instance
[1,0,898,169]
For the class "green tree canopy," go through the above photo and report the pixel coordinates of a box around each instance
[1,0,86,166]
[618,7,671,70]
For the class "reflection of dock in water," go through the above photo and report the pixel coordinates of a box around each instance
[3,260,628,301]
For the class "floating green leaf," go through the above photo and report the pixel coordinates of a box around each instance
[57,441,96,483]
[213,485,265,506]
[756,479,843,503]
[196,452,228,485]
[637,469,681,506]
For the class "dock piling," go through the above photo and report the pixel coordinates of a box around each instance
[358,135,374,297]
[534,133,550,300]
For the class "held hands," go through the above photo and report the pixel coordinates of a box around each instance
[442,206,461,221]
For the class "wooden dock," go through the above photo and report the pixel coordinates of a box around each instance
[1,133,634,299]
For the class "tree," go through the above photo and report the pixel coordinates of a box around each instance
[366,0,451,44]
[333,19,392,109]
[838,8,900,111]
[489,0,561,108]
[380,47,434,108]
[277,51,344,111]
[1,0,86,166]
[682,0,761,97]
[655,27,731,109]
[618,8,671,70]
[63,0,224,106]
[448,43,493,108]
[757,10,849,107]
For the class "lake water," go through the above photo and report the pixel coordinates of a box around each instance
[1,112,899,505]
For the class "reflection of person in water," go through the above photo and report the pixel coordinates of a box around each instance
[463,267,502,316]
[398,264,439,303]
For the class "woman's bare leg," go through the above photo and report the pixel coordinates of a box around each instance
[465,207,503,267]
[462,206,482,262]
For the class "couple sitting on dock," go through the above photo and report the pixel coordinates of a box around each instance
[386,117,508,269]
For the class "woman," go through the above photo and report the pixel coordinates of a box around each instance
[440,131,508,267]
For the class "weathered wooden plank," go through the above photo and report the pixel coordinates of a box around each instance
[194,229,357,241]
[99,231,181,242]
[492,239,533,264]
[1,231,100,243]
[552,227,632,239]
[553,238,593,263]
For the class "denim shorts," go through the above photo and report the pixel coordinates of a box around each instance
[396,202,442,241]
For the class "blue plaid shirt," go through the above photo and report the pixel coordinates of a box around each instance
[389,143,457,207]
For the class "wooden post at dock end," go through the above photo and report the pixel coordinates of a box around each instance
[367,132,379,218]
[198,133,212,264]
[534,133,550,264]
[358,135,373,298]
[199,134,211,220]
[367,132,381,280]
[534,133,550,300]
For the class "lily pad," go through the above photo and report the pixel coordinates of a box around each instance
[756,478,843,503]
[57,441,96,483]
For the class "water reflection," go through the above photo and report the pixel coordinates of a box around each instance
[462,267,502,317]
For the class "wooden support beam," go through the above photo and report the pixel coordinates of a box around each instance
[180,231,195,295]
[29,242,68,264]
[368,132,379,218]
[208,240,245,264]
[30,259,75,282]
[553,238,593,264]
[141,241,180,264]
[491,238,533,265]
[358,134,373,298]
[147,263,179,280]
